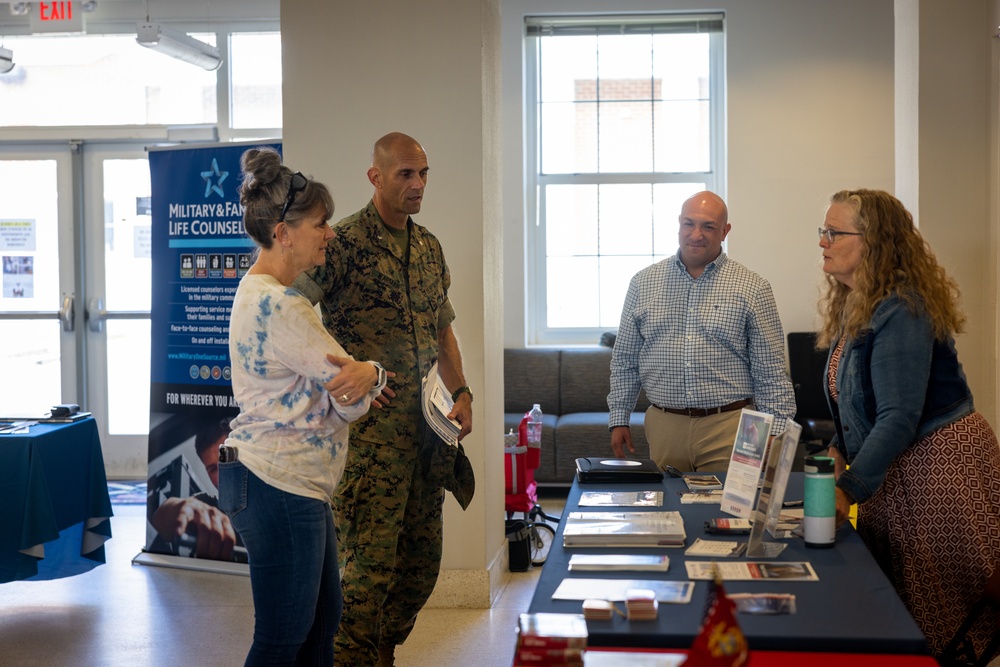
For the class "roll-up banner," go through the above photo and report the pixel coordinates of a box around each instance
[136,141,279,574]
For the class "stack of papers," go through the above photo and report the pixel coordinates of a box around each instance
[420,361,460,446]
[581,599,616,621]
[578,490,663,507]
[625,589,659,620]
[568,554,670,572]
[562,511,686,548]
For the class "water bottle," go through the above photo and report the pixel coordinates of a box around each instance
[803,455,836,548]
[526,403,543,470]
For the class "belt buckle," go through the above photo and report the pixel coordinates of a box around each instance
[219,445,238,463]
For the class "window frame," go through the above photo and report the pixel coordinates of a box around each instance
[524,14,726,346]
[0,19,281,142]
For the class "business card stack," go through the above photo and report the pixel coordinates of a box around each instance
[514,612,587,666]
[625,588,659,621]
[581,599,616,621]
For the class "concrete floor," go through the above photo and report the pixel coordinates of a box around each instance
[0,501,562,667]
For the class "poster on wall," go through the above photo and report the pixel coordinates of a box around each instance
[141,141,280,570]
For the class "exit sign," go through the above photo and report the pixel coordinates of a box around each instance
[30,2,85,34]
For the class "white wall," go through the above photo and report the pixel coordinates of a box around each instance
[281,0,503,607]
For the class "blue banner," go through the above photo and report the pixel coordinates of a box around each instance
[144,141,279,565]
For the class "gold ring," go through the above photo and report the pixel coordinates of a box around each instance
[341,394,350,402]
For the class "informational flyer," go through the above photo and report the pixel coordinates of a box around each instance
[685,560,818,581]
[720,409,773,518]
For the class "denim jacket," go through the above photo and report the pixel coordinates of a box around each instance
[826,294,974,503]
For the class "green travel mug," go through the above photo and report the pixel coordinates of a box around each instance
[803,455,836,548]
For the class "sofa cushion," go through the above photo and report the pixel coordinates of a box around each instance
[504,348,561,415]
[558,348,613,414]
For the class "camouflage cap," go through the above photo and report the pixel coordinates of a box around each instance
[420,419,475,510]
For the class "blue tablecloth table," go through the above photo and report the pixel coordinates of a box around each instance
[0,418,113,583]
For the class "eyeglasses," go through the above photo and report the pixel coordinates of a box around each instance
[278,171,308,222]
[818,227,863,244]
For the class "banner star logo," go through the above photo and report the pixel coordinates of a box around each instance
[201,158,228,198]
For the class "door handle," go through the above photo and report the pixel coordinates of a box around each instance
[87,296,105,333]
[86,296,150,333]
[60,294,74,332]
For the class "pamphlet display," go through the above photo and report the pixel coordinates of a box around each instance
[720,408,773,518]
[746,420,802,558]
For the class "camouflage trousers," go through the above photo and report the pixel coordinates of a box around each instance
[333,437,444,667]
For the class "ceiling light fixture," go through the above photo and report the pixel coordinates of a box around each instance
[136,22,221,71]
[0,46,14,74]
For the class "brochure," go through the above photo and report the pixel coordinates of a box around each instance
[679,490,723,504]
[578,490,664,508]
[420,361,460,446]
[682,474,723,492]
[684,538,747,558]
[685,561,819,581]
[720,408,773,518]
[552,578,695,604]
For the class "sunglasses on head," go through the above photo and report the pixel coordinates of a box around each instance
[278,171,308,223]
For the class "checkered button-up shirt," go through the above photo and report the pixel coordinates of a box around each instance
[608,252,795,434]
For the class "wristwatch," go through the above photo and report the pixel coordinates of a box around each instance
[373,363,387,390]
[451,386,473,403]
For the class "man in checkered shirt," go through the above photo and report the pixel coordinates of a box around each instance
[608,191,795,472]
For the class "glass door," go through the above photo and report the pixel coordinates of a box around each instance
[0,142,153,478]
[82,143,153,477]
[0,146,78,416]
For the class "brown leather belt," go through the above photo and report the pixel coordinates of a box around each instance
[651,398,753,418]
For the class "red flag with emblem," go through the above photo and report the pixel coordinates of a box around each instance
[683,568,748,667]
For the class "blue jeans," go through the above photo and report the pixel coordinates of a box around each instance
[219,461,342,666]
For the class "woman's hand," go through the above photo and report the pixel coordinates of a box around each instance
[324,355,377,405]
[834,487,853,528]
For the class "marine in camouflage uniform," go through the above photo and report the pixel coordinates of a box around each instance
[294,133,472,667]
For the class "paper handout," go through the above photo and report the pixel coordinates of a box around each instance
[421,361,460,446]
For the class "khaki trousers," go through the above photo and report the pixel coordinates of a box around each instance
[643,406,743,473]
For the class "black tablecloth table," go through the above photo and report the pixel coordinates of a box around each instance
[527,473,928,655]
[0,418,113,583]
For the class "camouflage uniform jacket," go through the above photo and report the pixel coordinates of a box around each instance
[295,200,455,446]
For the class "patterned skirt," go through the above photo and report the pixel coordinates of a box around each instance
[856,411,1000,659]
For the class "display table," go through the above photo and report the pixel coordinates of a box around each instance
[0,418,113,583]
[584,647,939,665]
[527,474,929,655]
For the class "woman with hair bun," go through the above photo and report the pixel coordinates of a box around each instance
[219,147,387,666]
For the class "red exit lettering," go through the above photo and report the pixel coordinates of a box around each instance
[40,2,73,22]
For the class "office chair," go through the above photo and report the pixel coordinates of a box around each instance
[787,332,836,456]
[939,564,1000,667]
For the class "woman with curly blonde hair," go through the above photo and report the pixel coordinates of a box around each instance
[816,188,1000,660]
